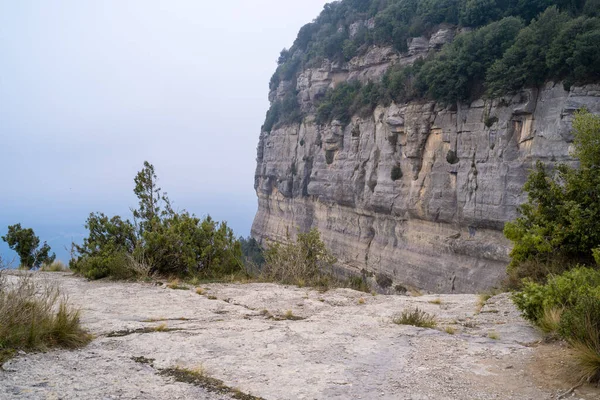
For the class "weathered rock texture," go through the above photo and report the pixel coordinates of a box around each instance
[6,272,596,399]
[252,29,600,293]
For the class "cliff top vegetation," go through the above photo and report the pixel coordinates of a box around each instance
[264,0,600,130]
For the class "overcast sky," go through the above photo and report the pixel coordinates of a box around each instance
[0,0,330,263]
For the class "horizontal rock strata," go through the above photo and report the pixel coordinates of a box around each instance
[252,29,600,293]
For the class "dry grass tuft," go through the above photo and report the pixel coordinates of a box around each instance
[153,322,168,332]
[0,272,91,363]
[539,307,563,335]
[476,288,504,313]
[444,326,456,335]
[429,298,442,305]
[476,294,491,313]
[392,308,437,329]
[167,279,189,290]
[358,297,365,305]
[570,313,600,383]
[488,331,500,340]
[195,287,205,295]
[571,340,600,384]
[40,260,68,272]
[281,309,304,321]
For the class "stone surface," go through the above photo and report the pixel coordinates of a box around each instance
[3,272,598,399]
[254,38,600,293]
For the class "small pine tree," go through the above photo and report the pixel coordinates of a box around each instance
[2,224,55,269]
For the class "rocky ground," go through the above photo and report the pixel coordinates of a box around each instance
[1,272,598,400]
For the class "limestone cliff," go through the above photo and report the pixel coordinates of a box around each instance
[251,28,600,293]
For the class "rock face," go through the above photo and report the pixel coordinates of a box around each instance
[251,28,600,293]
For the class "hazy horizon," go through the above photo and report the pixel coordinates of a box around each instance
[0,0,331,264]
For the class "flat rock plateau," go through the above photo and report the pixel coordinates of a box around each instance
[1,272,598,400]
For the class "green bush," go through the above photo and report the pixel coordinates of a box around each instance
[71,162,243,281]
[72,251,133,281]
[486,7,569,96]
[263,90,303,132]
[383,61,425,104]
[546,16,600,87]
[347,274,370,292]
[504,111,600,282]
[418,17,524,103]
[2,224,56,269]
[559,295,600,344]
[316,81,365,125]
[512,267,600,323]
[513,267,600,382]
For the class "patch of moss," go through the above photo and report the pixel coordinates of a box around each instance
[160,367,264,400]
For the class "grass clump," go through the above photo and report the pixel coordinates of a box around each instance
[0,273,91,363]
[444,326,456,335]
[488,331,500,340]
[160,366,264,400]
[429,298,442,305]
[392,308,437,329]
[167,279,189,290]
[153,322,168,332]
[282,310,304,321]
[538,307,563,335]
[40,260,68,272]
[195,287,205,295]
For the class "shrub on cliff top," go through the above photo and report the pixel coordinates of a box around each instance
[265,0,599,133]
[71,162,243,280]
[262,229,337,288]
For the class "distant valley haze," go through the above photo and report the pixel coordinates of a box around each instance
[0,0,331,263]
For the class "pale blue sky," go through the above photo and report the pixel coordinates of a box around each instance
[0,0,330,263]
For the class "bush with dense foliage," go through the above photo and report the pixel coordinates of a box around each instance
[513,267,600,322]
[419,16,523,103]
[504,110,600,283]
[507,111,600,382]
[2,224,55,269]
[513,267,600,382]
[70,162,243,280]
